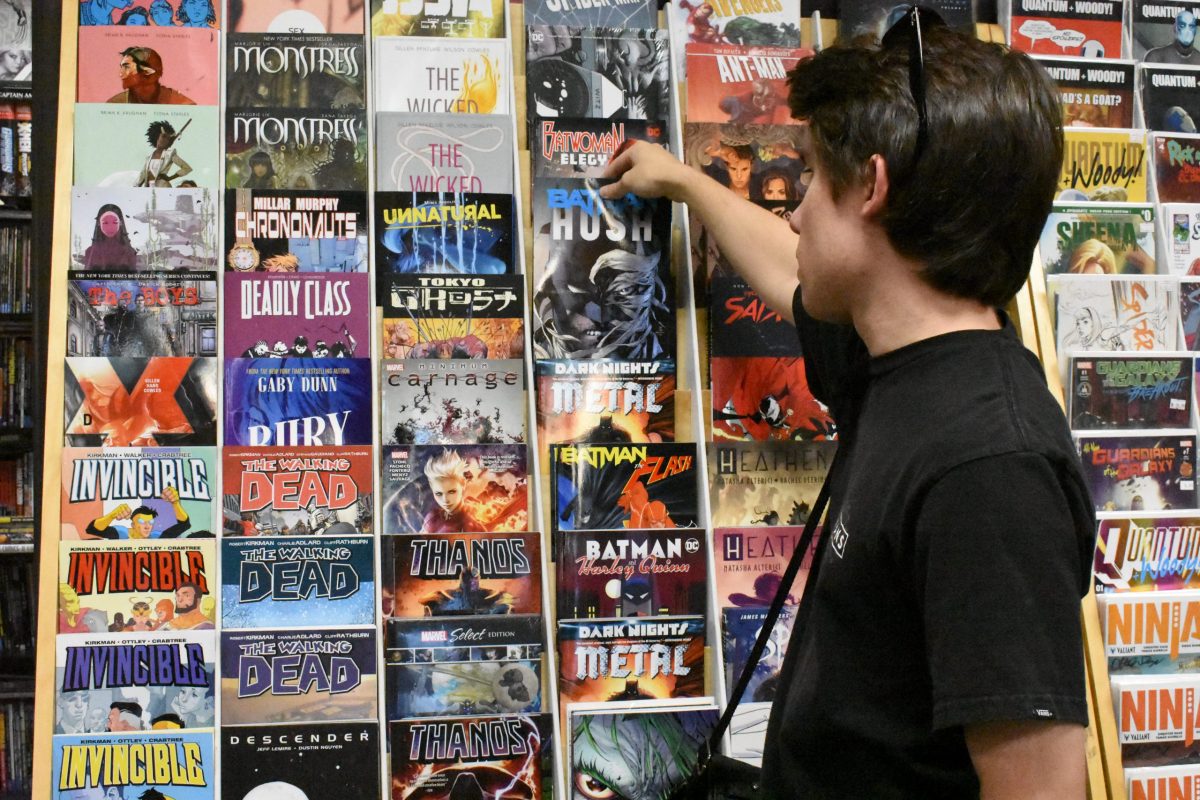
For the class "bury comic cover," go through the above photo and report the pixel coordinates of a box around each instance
[535,359,675,453]
[383,530,542,617]
[67,271,218,357]
[1038,203,1157,275]
[222,723,380,800]
[1034,56,1136,127]
[1076,432,1197,511]
[224,272,369,358]
[1153,131,1200,203]
[225,187,367,273]
[77,25,219,105]
[380,358,526,445]
[1094,513,1200,592]
[374,191,516,275]
[1048,274,1180,355]
[1058,127,1147,202]
[374,37,510,115]
[557,616,706,703]
[390,715,546,800]
[51,732,214,800]
[225,107,367,191]
[72,187,218,273]
[683,122,806,203]
[223,358,372,447]
[685,43,810,125]
[713,525,813,609]
[370,0,506,38]
[1163,203,1200,273]
[220,628,377,724]
[381,274,525,360]
[533,118,667,179]
[1068,353,1192,429]
[1098,590,1200,673]
[708,440,835,528]
[1011,0,1125,58]
[79,0,222,26]
[376,112,514,194]
[229,0,365,33]
[525,0,654,26]
[72,103,220,189]
[1132,0,1200,61]
[226,33,366,109]
[722,605,795,703]
[712,356,835,441]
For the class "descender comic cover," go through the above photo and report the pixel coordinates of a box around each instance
[225,107,368,191]
[685,43,809,125]
[708,440,836,528]
[376,112,514,194]
[72,103,221,189]
[72,186,219,273]
[51,731,215,800]
[535,359,675,452]
[226,33,365,109]
[77,25,219,105]
[532,118,666,179]
[68,270,218,358]
[381,358,526,445]
[1034,56,1135,127]
[225,188,368,273]
[222,723,380,800]
[374,36,510,115]
[712,356,835,441]
[1076,432,1197,511]
[370,0,506,38]
[713,525,813,609]
[375,191,516,276]
[224,272,369,358]
[1038,202,1157,275]
[1094,513,1200,592]
[381,274,525,360]
[556,616,706,703]
[1067,354,1192,430]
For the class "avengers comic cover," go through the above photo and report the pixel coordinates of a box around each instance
[1057,127,1147,202]
[77,25,219,105]
[376,112,514,194]
[1133,0,1200,60]
[1076,432,1197,511]
[668,0,800,50]
[1153,131,1200,203]
[711,356,835,441]
[229,0,365,32]
[722,605,794,703]
[383,530,543,617]
[380,444,528,534]
[1048,275,1180,356]
[64,357,218,447]
[1038,203,1157,275]
[225,107,367,191]
[220,628,377,724]
[72,103,220,189]
[375,191,516,276]
[551,442,700,533]
[223,358,372,447]
[224,188,368,273]
[1034,56,1136,127]
[708,440,836,528]
[224,272,369,357]
[533,118,666,179]
[535,359,675,453]
[1163,204,1200,274]
[683,122,806,203]
[67,271,218,358]
[374,37,510,115]
[685,43,810,125]
[1011,0,1125,58]
[710,265,802,357]
[72,187,219,273]
[222,445,374,537]
[556,616,706,703]
[713,525,813,608]
[554,529,708,619]
[222,723,380,800]
[1099,590,1200,674]
[370,0,506,38]
[1141,64,1200,132]
[384,615,544,719]
[381,358,526,445]
[79,0,222,27]
[525,0,654,26]
[1067,353,1192,429]
[61,446,217,541]
[380,274,525,359]
[1094,513,1200,592]
[226,33,366,109]
[51,732,215,800]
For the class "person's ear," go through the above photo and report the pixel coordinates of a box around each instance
[862,154,890,220]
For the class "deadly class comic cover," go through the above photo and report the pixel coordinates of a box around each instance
[381,444,528,534]
[229,0,365,32]
[1154,131,1200,203]
[225,188,368,273]
[380,274,525,359]
[1076,433,1197,512]
[722,605,794,703]
[384,615,544,719]
[222,723,380,800]
[710,264,801,357]
[383,530,543,618]
[534,118,667,180]
[376,113,514,194]
[1098,590,1200,673]
[683,122,806,203]
[223,358,373,447]
[1059,127,1147,202]
[1068,354,1193,430]
[1048,275,1180,356]
[72,104,220,189]
[556,616,706,703]
[225,107,367,192]
[224,272,370,358]
[374,37,511,115]
[708,440,836,528]
[77,24,219,106]
[1034,56,1136,128]
[531,178,673,361]
[535,359,675,453]
[552,443,699,534]
[525,0,654,27]
[554,529,708,620]
[67,271,218,358]
[222,446,374,537]
[1165,206,1200,275]
[381,358,527,445]
[375,191,516,276]
[220,628,377,724]
[79,0,222,27]
[61,446,216,541]
[1142,65,1200,133]
[72,187,219,273]
[1038,203,1157,275]
[64,357,218,448]
[712,356,835,442]
[221,536,375,628]
[1093,513,1200,592]
[685,44,810,125]
[1011,0,1124,58]
[370,0,506,38]
[52,731,215,800]
[714,525,813,608]
[226,33,365,109]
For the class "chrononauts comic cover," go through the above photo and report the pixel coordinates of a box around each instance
[1094,513,1200,592]
[535,359,675,453]
[72,187,219,273]
[381,274,525,360]
[224,272,369,358]
[376,113,514,194]
[67,271,218,357]
[375,191,515,275]
[1011,0,1124,58]
[713,525,813,608]
[77,24,219,105]
[381,358,526,445]
[1037,202,1157,275]
[79,0,222,27]
[225,107,368,191]
[1034,56,1135,127]
[370,0,506,38]
[1076,432,1197,511]
[225,188,368,273]
[533,118,666,179]
[1059,127,1147,202]
[51,731,215,800]
[72,103,221,189]
[708,440,836,528]
[712,356,834,442]
[374,37,510,115]
[556,616,706,703]
[685,43,809,125]
[1068,354,1192,430]
[222,723,380,800]
[226,33,366,109]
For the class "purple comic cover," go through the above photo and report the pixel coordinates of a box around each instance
[224,272,369,358]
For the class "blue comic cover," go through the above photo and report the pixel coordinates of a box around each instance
[223,358,372,447]
[52,731,215,800]
[375,191,516,275]
[721,606,796,704]
[221,536,375,628]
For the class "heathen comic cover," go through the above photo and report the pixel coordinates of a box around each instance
[72,103,220,189]
[1011,0,1125,58]
[67,270,218,357]
[1038,203,1156,275]
[380,274,525,359]
[713,525,813,608]
[533,118,667,179]
[1058,127,1147,202]
[225,188,368,273]
[380,358,527,445]
[390,715,546,800]
[1094,513,1200,592]
[77,24,219,105]
[225,107,368,191]
[224,272,369,358]
[225,33,366,109]
[535,359,675,451]
[708,440,836,528]
[374,37,510,115]
[1076,432,1197,511]
[556,616,706,703]
[370,0,506,38]
[1067,354,1193,429]
[1034,56,1136,128]
[376,112,514,194]
[712,356,835,442]
[51,731,215,800]
[685,43,810,125]
[374,191,516,275]
[229,0,365,33]
[72,187,219,272]
[222,723,380,800]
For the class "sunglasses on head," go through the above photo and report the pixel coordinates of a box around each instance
[880,5,947,164]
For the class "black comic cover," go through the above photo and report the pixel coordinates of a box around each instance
[225,107,368,191]
[533,117,667,179]
[709,262,800,357]
[1034,56,1136,128]
[381,274,525,360]
[722,605,795,703]
[66,271,218,358]
[222,723,380,800]
[839,0,974,41]
[226,33,366,109]
[381,358,527,445]
[1069,354,1193,429]
[224,188,369,272]
[1141,64,1200,132]
[534,359,675,451]
[375,191,516,275]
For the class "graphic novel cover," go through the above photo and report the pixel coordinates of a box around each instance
[54,631,216,733]
[64,357,218,447]
[1181,282,1200,344]
[222,446,374,537]
[1132,0,1200,61]
[1099,590,1200,673]
[1058,127,1147,202]
[223,358,372,447]
[712,356,835,441]
[226,33,365,109]
[1112,674,1200,746]
[839,0,973,39]
[533,118,666,179]
[79,0,222,27]
[1011,0,1125,58]
[557,616,706,703]
[374,37,510,115]
[370,0,506,38]
[1094,513,1200,592]
[1141,64,1200,132]
[221,628,377,724]
[531,177,674,361]
[1076,432,1197,511]
[1154,131,1200,202]
[710,265,802,356]
[225,188,368,273]
[222,723,380,800]
[384,615,543,719]
[224,273,369,357]
[1038,203,1157,275]
[1163,203,1200,274]
[1048,275,1180,355]
[685,43,810,125]
[381,358,526,445]
[374,191,515,275]
[72,103,220,189]
[683,122,806,203]
[668,0,800,49]
[376,113,514,194]
[729,703,771,765]
[555,529,707,619]
[381,274,525,359]
[225,107,367,191]
[535,359,675,450]
[1034,56,1136,127]
[1068,354,1192,429]
[380,444,528,534]
[708,440,836,528]
[722,605,795,703]
[72,187,218,273]
[67,271,218,358]
[51,732,215,800]
[229,0,363,31]
[525,0,653,26]
[1126,764,1200,798]
[61,446,216,541]
[77,25,218,106]
[383,530,543,617]
[552,443,700,533]
[391,715,545,800]
[714,526,814,608]
[0,0,27,81]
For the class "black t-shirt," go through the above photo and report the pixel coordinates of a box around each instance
[759,287,1095,799]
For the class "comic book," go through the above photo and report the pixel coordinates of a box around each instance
[713,526,814,608]
[531,177,674,361]
[61,446,217,541]
[51,732,215,800]
[0,0,27,81]
[1182,282,1200,344]
[1094,513,1200,592]
[708,440,836,527]
[223,272,369,358]
[840,0,973,39]
[390,715,546,800]
[710,265,803,356]
[381,358,526,445]
[551,443,700,533]
[1067,353,1192,429]
[1047,275,1180,356]
[555,529,708,619]
[375,112,514,194]
[1132,0,1200,61]
[380,444,528,534]
[557,616,706,703]
[1012,0,1126,58]
[380,274,525,359]
[67,271,218,357]
[374,191,516,275]
[72,104,220,189]
[1034,56,1136,127]
[370,0,506,38]
[1153,131,1200,202]
[535,359,675,452]
[225,188,368,273]
[525,0,654,26]
[683,122,806,203]
[1111,674,1200,767]
[384,615,544,719]
[72,187,219,273]
[222,723,380,800]
[1126,764,1200,799]
[532,118,667,179]
[221,445,374,537]
[722,605,795,703]
[685,43,811,125]
[223,358,373,447]
[220,628,377,724]
[1058,127,1148,202]
[221,536,375,628]
[383,530,543,617]
[728,703,772,765]
[1141,64,1200,132]
[711,356,835,441]
[1098,590,1200,675]
[1162,203,1200,274]
[1076,431,1197,511]
[79,0,221,27]
[226,33,366,109]
[667,0,800,50]
[64,357,218,447]
[1037,203,1157,275]
[77,25,218,106]
[374,37,510,115]
[225,107,367,191]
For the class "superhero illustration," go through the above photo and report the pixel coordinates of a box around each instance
[683,123,806,202]
[390,715,546,800]
[685,44,809,125]
[381,445,528,534]
[712,356,834,441]
[556,616,706,703]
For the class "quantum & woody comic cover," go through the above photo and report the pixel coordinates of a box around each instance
[72,103,220,189]
[370,0,506,38]
[380,274,525,359]
[381,444,528,534]
[1133,0,1200,60]
[71,187,219,273]
[225,188,368,273]
[1011,0,1124,58]
[1076,432,1197,511]
[374,37,510,115]
[390,715,546,800]
[222,723,380,800]
[556,616,706,703]
[1034,56,1135,127]
[224,272,369,358]
[381,358,526,445]
[535,359,675,452]
[713,525,813,608]
[685,43,809,125]
[1038,202,1156,275]
[722,605,794,703]
[223,358,372,446]
[51,732,215,800]
[533,118,666,179]
[226,33,365,109]
[375,191,515,275]
[1093,513,1200,592]
[67,271,218,357]
[1057,127,1147,202]
[1068,354,1192,429]
[1048,274,1180,355]
[376,113,514,194]
[1141,64,1200,133]
[1154,131,1200,203]
[77,25,219,105]
[712,356,834,441]
[229,0,365,33]
[708,440,835,527]
[225,107,367,191]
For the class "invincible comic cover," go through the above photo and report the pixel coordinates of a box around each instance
[376,112,514,194]
[220,628,377,724]
[224,272,369,357]
[67,271,218,358]
[380,444,528,534]
[222,723,380,800]
[712,356,834,441]
[1132,0,1200,61]
[1038,203,1157,275]
[223,358,372,447]
[225,188,368,273]
[714,525,814,608]
[51,732,215,800]
[375,191,516,275]
[555,529,708,619]
[54,630,216,733]
[381,358,526,445]
[380,274,525,359]
[1012,0,1125,58]
[1141,64,1200,132]
[61,446,216,541]
[370,0,506,38]
[1163,203,1200,274]
[710,264,802,357]
[1094,513,1200,592]
[533,118,667,179]
[229,0,365,33]
[685,43,810,125]
[668,0,800,50]
[221,536,375,628]
[1058,127,1148,202]
[1048,275,1180,355]
[535,359,675,451]
[1076,432,1197,511]
[723,605,795,703]
[77,25,218,106]
[1068,354,1192,429]
[72,187,218,273]
[374,37,510,115]
[72,103,220,189]
[225,107,367,191]
[64,357,218,447]
[226,33,366,109]
[552,442,700,533]
[525,0,654,27]
[222,445,374,537]
[709,440,835,527]
[79,0,222,27]
[391,715,546,800]
[557,616,706,703]
[1034,56,1135,128]
[383,530,542,617]
[684,122,806,203]
[1154,131,1200,203]
[1099,590,1200,673]
[384,615,543,719]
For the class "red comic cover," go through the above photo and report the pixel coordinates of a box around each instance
[556,616,706,703]
[77,25,218,105]
[685,43,810,125]
[711,356,834,441]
